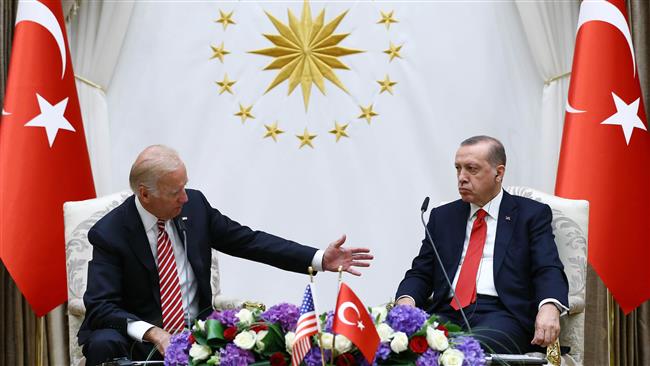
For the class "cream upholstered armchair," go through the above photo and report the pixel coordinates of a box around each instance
[63,190,237,366]
[506,186,589,366]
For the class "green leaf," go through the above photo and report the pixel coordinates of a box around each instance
[206,319,226,341]
[249,361,271,366]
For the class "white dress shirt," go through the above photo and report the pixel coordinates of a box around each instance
[127,197,326,341]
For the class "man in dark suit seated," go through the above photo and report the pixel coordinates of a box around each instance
[395,135,568,354]
[79,145,373,366]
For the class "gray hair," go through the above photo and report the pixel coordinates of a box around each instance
[460,135,506,167]
[129,145,183,196]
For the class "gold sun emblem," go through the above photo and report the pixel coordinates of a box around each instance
[250,0,363,111]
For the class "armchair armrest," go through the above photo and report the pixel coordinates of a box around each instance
[68,298,86,317]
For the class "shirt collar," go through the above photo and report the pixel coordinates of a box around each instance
[469,189,503,220]
[135,195,160,232]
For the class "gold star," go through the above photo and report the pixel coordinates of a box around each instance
[377,10,398,29]
[215,74,236,95]
[296,128,317,149]
[210,42,230,63]
[250,0,364,110]
[329,122,349,142]
[383,41,403,62]
[263,122,284,142]
[377,75,397,94]
[234,103,255,123]
[358,104,378,124]
[215,10,236,30]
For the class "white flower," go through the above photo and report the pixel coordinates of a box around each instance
[285,332,296,354]
[334,335,353,353]
[235,308,254,326]
[321,333,334,350]
[189,343,212,362]
[193,319,206,332]
[440,348,464,366]
[426,326,449,351]
[370,306,388,323]
[390,332,408,353]
[255,330,269,352]
[376,323,394,343]
[234,330,257,350]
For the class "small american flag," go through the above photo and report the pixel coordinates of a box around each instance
[292,284,319,366]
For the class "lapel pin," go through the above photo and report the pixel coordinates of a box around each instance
[505,216,511,221]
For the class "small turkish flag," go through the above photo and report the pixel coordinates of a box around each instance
[0,0,95,316]
[332,283,380,363]
[555,0,650,313]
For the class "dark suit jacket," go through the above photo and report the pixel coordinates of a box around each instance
[396,190,569,331]
[78,189,318,345]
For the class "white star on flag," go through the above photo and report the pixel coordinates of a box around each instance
[601,92,646,145]
[24,94,75,147]
[357,320,365,330]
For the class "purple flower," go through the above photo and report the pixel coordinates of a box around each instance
[260,303,300,332]
[323,310,334,333]
[454,336,486,366]
[375,343,391,361]
[164,330,191,366]
[304,346,331,366]
[220,343,255,366]
[386,305,428,336]
[207,309,239,327]
[416,349,440,366]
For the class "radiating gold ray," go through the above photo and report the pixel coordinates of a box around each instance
[251,1,362,110]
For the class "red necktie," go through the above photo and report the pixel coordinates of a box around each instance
[156,219,185,332]
[451,209,488,310]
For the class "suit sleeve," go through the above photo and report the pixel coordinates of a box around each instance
[395,209,437,306]
[528,204,569,308]
[197,192,318,274]
[82,226,142,341]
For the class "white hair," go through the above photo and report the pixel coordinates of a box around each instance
[129,145,183,196]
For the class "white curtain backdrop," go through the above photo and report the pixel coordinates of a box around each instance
[101,1,565,312]
[515,0,580,191]
[68,1,134,196]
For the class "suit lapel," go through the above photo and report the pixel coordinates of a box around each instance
[493,190,518,276]
[124,197,160,304]
[447,201,471,280]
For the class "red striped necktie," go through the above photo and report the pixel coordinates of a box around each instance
[156,219,185,333]
[451,208,488,310]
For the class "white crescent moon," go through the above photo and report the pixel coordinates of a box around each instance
[577,0,636,76]
[337,301,361,326]
[567,0,635,114]
[15,0,66,79]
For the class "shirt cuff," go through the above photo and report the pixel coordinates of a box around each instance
[538,298,569,316]
[311,249,324,272]
[396,295,416,306]
[127,319,155,342]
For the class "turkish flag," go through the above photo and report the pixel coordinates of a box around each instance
[555,0,650,313]
[0,0,95,316]
[332,283,380,363]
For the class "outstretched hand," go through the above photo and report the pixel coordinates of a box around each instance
[322,234,373,276]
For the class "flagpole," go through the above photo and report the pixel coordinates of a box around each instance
[330,266,343,366]
[309,266,326,366]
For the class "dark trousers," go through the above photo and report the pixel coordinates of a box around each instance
[82,329,162,366]
[434,295,533,354]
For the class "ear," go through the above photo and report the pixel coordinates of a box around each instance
[495,165,505,182]
[138,185,150,203]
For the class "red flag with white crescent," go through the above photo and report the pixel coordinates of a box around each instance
[0,0,95,316]
[555,0,650,313]
[332,283,380,363]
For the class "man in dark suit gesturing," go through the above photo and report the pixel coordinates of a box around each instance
[79,145,373,365]
[395,136,568,354]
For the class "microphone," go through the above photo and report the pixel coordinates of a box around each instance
[176,216,192,330]
[419,197,472,333]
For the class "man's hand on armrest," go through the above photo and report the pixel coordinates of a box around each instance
[143,326,172,356]
[531,303,560,347]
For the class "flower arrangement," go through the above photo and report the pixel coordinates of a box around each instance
[165,304,486,366]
